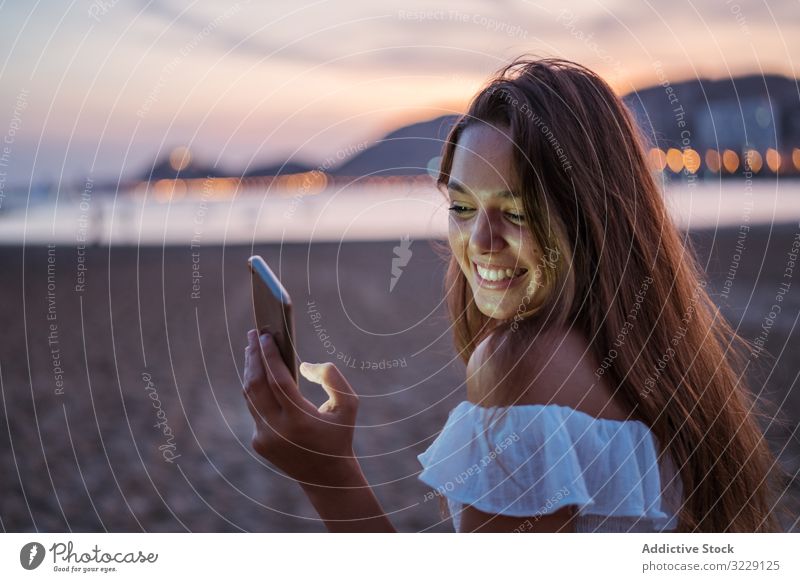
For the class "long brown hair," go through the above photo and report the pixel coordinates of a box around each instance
[434,56,787,532]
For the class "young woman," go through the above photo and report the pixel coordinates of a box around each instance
[242,56,784,532]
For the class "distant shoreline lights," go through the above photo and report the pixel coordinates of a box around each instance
[647,147,798,175]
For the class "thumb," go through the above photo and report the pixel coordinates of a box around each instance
[299,362,359,413]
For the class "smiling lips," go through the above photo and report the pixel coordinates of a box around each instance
[472,260,528,288]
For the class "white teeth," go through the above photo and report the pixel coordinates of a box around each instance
[475,265,525,281]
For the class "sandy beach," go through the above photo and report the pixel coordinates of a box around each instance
[1,224,798,532]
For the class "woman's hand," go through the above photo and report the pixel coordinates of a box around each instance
[242,328,396,531]
[242,329,360,487]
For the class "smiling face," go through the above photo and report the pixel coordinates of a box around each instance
[446,122,548,321]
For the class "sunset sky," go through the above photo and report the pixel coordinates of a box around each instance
[1,0,798,185]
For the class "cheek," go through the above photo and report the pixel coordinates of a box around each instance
[447,222,469,258]
[448,229,475,281]
[518,231,541,265]
[501,231,529,266]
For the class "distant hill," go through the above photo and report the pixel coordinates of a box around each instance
[329,116,458,177]
[623,74,800,152]
[243,161,317,177]
[141,156,228,181]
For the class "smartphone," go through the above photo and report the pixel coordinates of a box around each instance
[247,255,298,384]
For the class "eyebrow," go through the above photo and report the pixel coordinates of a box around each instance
[446,179,519,200]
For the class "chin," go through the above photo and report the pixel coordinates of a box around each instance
[468,275,536,321]
[473,296,520,321]
[480,310,514,321]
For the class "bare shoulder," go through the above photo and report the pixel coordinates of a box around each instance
[466,325,637,422]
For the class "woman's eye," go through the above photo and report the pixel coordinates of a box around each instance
[447,204,525,223]
[447,204,473,215]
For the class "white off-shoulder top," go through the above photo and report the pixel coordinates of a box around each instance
[417,401,683,532]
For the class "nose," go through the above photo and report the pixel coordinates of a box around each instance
[469,207,508,255]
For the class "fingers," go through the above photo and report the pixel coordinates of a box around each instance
[244,329,281,415]
[257,331,314,414]
[299,361,359,416]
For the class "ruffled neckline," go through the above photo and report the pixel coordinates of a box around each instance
[417,400,683,532]
[450,400,652,428]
